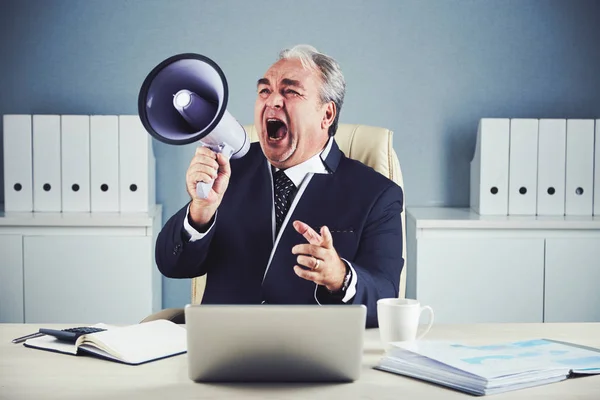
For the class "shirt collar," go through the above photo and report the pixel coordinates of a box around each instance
[273,137,333,187]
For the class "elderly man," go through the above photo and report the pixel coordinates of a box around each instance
[156,45,404,327]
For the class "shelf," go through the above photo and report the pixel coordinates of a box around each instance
[408,207,600,230]
[0,204,162,227]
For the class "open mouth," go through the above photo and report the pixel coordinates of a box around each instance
[266,118,288,141]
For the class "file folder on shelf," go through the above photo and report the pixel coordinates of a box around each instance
[508,119,538,215]
[33,115,62,212]
[90,116,119,212]
[565,120,594,216]
[537,119,566,216]
[3,115,33,212]
[61,115,91,212]
[470,118,510,215]
[118,116,156,213]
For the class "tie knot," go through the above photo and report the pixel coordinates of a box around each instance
[274,170,294,194]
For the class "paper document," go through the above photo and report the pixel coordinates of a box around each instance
[377,338,600,396]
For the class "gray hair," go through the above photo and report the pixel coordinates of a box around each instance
[279,45,346,136]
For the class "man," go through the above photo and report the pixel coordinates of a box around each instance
[156,45,404,327]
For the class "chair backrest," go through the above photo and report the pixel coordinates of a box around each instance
[192,124,407,303]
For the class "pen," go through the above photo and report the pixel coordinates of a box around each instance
[11,332,45,344]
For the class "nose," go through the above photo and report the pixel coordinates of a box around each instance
[265,91,283,109]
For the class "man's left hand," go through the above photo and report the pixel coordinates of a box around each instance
[291,220,346,292]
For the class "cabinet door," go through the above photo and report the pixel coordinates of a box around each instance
[23,235,154,324]
[416,238,544,323]
[545,238,600,322]
[0,235,24,322]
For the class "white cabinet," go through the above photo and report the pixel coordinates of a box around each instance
[0,235,24,323]
[544,238,600,322]
[406,207,600,323]
[0,205,162,324]
[415,237,544,323]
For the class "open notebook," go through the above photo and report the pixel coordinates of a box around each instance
[376,339,600,396]
[24,320,186,365]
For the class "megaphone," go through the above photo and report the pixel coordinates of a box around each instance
[138,53,250,199]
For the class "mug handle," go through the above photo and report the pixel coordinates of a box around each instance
[416,305,434,340]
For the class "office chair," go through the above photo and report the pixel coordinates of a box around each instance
[143,124,406,323]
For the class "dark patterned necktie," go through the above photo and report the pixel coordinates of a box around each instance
[274,170,296,234]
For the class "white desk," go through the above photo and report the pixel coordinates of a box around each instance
[1,323,600,399]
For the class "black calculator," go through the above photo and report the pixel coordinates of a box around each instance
[39,327,107,343]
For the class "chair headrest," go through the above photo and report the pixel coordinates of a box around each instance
[243,123,402,187]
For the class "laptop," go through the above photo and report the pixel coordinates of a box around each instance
[184,304,367,382]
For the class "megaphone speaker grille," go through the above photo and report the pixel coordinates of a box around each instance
[138,53,229,145]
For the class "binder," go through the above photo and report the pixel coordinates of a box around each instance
[118,115,156,212]
[3,115,33,212]
[61,115,91,212]
[470,118,510,215]
[508,119,539,215]
[595,120,600,216]
[32,115,62,212]
[565,119,594,216]
[90,116,119,212]
[537,119,566,216]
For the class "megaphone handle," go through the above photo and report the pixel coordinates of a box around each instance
[195,143,235,199]
[195,181,213,199]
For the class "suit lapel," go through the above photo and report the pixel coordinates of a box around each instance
[271,140,344,254]
[261,142,345,303]
[287,140,343,233]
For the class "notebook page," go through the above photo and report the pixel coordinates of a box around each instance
[25,334,78,355]
[79,320,187,365]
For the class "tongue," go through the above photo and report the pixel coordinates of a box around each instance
[273,125,287,140]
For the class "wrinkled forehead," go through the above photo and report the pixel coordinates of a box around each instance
[261,58,322,87]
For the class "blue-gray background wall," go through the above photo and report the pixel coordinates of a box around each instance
[1,0,599,308]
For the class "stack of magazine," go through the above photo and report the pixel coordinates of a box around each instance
[376,339,600,395]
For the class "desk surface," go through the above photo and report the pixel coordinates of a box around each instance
[1,323,600,399]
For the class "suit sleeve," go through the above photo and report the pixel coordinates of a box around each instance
[342,183,404,327]
[155,202,216,278]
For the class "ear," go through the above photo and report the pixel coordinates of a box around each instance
[321,101,336,130]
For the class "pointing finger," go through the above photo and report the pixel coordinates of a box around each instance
[320,226,334,249]
[293,220,322,245]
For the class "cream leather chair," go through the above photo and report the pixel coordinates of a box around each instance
[143,124,406,323]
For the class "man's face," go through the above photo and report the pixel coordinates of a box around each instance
[254,58,334,169]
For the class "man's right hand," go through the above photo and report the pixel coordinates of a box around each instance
[186,146,231,229]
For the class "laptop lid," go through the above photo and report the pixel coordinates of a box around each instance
[184,304,367,382]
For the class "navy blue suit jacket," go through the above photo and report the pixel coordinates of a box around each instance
[156,140,404,327]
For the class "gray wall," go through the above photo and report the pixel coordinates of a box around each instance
[1,0,599,308]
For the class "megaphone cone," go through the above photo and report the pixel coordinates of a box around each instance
[138,53,250,198]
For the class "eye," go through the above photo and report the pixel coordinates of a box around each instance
[258,88,270,96]
[284,89,300,96]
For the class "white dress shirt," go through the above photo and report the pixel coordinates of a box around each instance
[184,138,357,303]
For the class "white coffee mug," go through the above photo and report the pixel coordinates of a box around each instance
[377,298,434,347]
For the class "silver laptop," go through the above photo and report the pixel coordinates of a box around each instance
[184,304,367,382]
